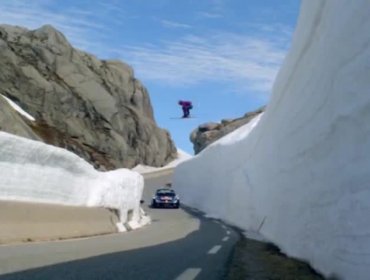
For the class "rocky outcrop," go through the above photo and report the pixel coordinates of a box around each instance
[0,96,41,141]
[191,106,265,154]
[0,24,177,169]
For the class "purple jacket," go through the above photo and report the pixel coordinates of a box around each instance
[178,101,192,107]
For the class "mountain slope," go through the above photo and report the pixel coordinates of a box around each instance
[0,24,177,169]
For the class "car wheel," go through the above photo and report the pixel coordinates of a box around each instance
[151,200,157,208]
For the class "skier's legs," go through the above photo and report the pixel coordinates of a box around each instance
[184,107,190,117]
[188,106,192,117]
[182,107,187,117]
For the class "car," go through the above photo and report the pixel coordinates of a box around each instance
[151,188,180,208]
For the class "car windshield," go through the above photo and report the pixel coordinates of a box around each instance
[157,192,175,197]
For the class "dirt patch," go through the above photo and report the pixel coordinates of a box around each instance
[226,234,326,280]
[0,200,119,245]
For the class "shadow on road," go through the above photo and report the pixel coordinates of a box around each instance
[0,207,237,280]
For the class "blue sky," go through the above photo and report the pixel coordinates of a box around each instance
[0,0,301,154]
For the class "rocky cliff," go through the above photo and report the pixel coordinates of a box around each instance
[0,24,177,169]
[190,106,264,154]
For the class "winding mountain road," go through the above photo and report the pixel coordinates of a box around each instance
[0,173,239,280]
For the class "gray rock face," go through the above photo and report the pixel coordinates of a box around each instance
[0,24,177,169]
[191,106,265,154]
[0,95,41,141]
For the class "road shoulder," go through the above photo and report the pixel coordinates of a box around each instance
[226,233,325,280]
[0,200,119,245]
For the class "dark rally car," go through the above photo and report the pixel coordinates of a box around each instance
[151,189,180,208]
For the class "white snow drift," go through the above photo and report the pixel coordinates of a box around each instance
[174,1,370,279]
[0,131,148,231]
[133,148,192,174]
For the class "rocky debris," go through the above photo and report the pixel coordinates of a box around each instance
[0,24,177,169]
[190,106,265,154]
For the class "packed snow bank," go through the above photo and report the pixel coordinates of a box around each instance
[133,149,192,174]
[174,113,264,228]
[0,132,149,232]
[174,1,370,279]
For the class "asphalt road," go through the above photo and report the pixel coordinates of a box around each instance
[0,173,239,280]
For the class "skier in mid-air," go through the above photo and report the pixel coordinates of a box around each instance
[178,100,193,118]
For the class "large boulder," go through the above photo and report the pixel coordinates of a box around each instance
[191,106,265,154]
[0,24,177,169]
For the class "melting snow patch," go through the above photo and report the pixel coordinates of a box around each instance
[1,94,35,121]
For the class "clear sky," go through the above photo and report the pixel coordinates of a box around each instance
[0,0,301,154]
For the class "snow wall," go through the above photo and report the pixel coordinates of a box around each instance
[174,1,370,279]
[0,132,147,231]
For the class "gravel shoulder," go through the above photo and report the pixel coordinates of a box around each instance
[226,232,326,280]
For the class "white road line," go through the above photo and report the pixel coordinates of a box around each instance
[208,245,222,254]
[175,268,202,280]
[226,230,231,235]
[222,236,229,242]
